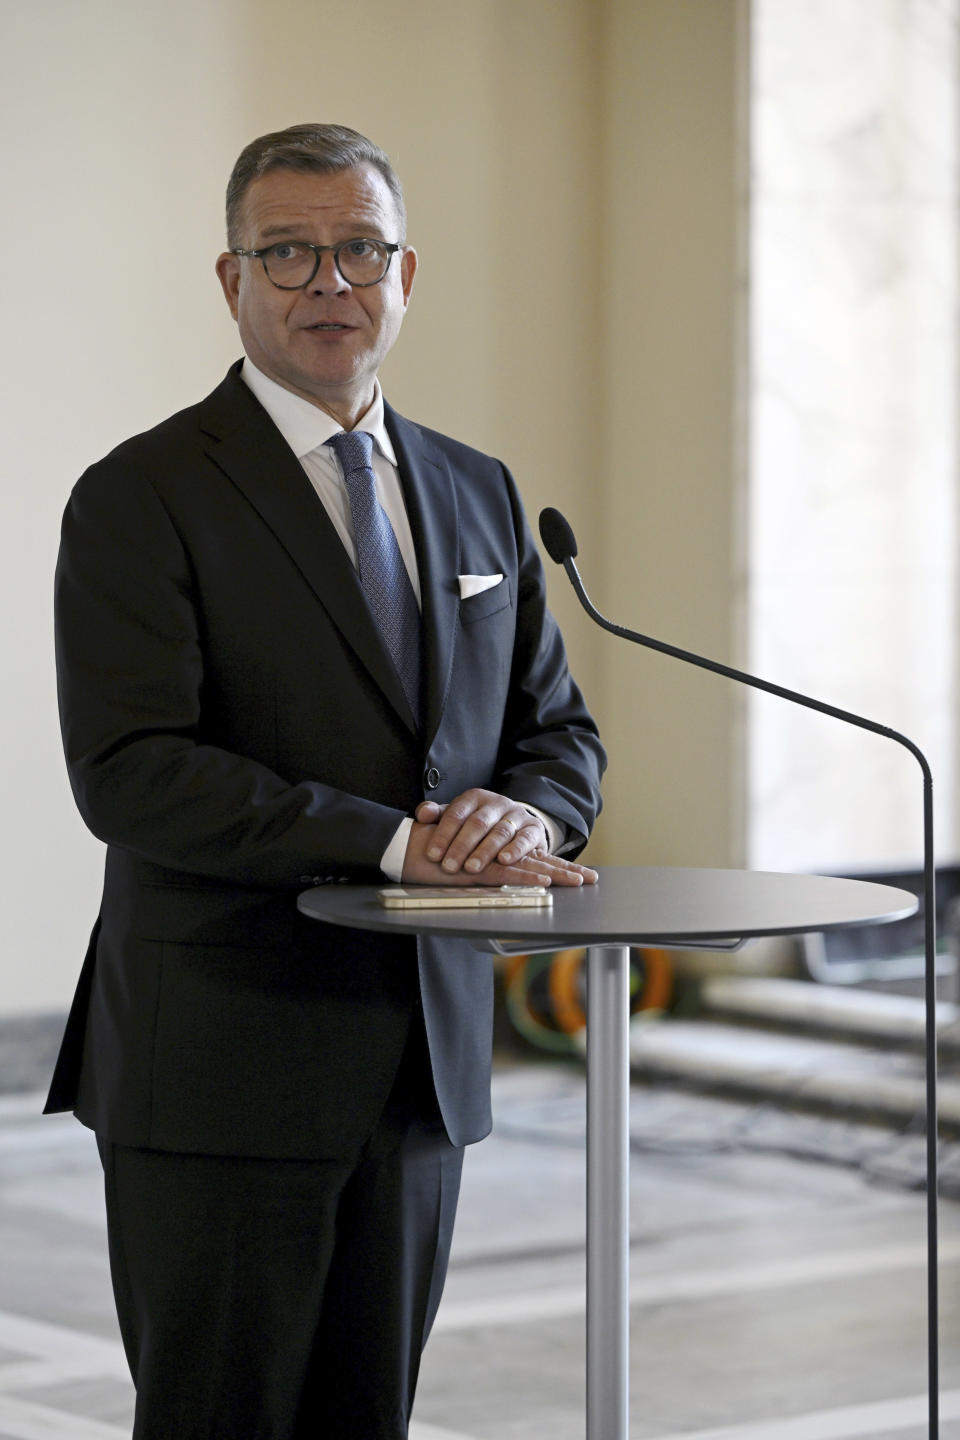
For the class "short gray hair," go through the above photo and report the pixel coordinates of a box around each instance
[225,123,406,247]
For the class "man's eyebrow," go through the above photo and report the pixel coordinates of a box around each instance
[256,224,390,242]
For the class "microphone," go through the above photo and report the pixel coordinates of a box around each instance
[539,504,942,1435]
[539,506,578,564]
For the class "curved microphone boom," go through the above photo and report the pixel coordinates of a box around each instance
[539,504,941,1437]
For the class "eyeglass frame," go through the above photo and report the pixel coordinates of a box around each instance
[230,238,403,290]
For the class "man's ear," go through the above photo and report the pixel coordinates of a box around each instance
[215,252,241,321]
[400,246,417,308]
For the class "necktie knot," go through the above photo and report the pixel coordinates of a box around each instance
[326,429,374,476]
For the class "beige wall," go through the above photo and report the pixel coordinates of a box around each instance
[0,0,744,1015]
[597,0,747,866]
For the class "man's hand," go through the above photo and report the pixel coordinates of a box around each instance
[403,788,598,887]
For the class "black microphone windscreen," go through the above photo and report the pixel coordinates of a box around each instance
[539,507,578,564]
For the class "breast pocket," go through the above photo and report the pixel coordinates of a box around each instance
[458,577,511,623]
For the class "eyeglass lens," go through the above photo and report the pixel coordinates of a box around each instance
[263,240,392,288]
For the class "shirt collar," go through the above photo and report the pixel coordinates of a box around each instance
[240,357,397,465]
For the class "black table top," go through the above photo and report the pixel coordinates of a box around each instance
[297,866,917,948]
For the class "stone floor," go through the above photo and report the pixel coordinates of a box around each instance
[0,1061,957,1439]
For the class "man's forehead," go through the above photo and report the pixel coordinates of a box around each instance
[242,163,400,238]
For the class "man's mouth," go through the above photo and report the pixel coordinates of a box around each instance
[307,323,350,331]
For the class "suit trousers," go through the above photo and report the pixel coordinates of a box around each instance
[97,1012,465,1440]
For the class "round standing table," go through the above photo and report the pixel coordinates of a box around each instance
[298,866,917,1440]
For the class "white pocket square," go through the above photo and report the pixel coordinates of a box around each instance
[458,573,504,600]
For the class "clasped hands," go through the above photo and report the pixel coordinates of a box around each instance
[402,787,598,888]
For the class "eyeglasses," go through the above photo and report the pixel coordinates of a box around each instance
[231,238,401,289]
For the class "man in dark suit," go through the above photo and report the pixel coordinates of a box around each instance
[47,123,605,1439]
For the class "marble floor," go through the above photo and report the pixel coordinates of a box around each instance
[0,1062,957,1439]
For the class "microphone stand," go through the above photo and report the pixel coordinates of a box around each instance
[541,510,940,1436]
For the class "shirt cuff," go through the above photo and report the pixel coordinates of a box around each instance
[381,816,414,882]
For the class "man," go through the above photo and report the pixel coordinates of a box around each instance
[47,123,605,1439]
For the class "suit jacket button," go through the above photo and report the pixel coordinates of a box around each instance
[424,766,441,790]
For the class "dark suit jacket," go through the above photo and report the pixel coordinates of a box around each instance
[45,362,605,1160]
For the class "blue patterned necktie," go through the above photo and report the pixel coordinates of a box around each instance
[326,429,422,725]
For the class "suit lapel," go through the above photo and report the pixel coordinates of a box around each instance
[385,405,461,747]
[198,368,418,732]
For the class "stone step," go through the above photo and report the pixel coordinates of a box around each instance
[698,974,960,1054]
[628,1014,960,1134]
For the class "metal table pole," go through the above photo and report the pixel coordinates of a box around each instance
[586,944,631,1440]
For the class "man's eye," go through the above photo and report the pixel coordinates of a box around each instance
[270,243,303,262]
[344,240,377,258]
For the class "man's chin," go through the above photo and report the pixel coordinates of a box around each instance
[256,363,358,405]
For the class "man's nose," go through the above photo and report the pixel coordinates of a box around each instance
[308,250,350,295]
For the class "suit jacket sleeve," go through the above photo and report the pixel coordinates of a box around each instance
[485,466,605,857]
[55,457,408,887]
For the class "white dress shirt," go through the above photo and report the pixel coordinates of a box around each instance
[240,358,562,879]
[242,359,420,604]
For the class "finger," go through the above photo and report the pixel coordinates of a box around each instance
[462,814,544,874]
[541,853,599,879]
[471,855,594,887]
[424,790,487,863]
[521,854,599,886]
[494,820,549,867]
[459,810,546,875]
[526,858,583,886]
[432,796,521,871]
[415,800,444,824]
[467,857,554,886]
[440,801,510,870]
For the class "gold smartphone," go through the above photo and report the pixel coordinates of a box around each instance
[377,885,553,910]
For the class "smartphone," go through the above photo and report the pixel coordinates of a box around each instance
[378,885,553,910]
